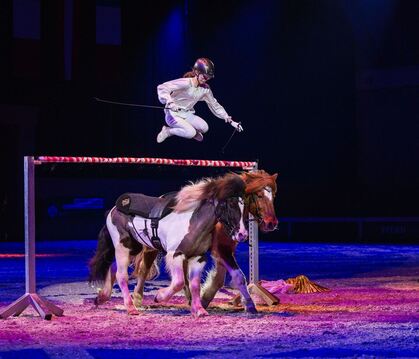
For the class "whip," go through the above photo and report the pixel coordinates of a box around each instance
[94,97,166,110]
[221,123,241,154]
[95,97,242,152]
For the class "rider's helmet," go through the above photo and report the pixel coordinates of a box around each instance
[192,58,215,79]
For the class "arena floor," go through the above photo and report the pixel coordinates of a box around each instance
[1,240,418,358]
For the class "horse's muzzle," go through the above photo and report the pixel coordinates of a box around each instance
[233,230,249,243]
[261,217,278,232]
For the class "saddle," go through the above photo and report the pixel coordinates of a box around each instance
[115,192,177,251]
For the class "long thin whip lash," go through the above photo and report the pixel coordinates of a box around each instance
[221,124,241,154]
[94,97,165,110]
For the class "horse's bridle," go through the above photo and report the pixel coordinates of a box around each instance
[244,186,274,227]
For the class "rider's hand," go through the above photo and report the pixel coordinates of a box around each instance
[165,102,179,112]
[230,120,243,132]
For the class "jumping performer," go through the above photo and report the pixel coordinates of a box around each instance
[156,58,243,143]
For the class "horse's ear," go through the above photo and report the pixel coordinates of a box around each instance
[272,173,278,181]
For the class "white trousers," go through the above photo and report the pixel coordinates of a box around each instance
[164,110,209,139]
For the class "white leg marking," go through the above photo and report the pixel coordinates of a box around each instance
[155,252,186,302]
[188,256,208,317]
[115,243,138,315]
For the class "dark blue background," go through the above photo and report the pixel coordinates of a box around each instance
[1,0,418,243]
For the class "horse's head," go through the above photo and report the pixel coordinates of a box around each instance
[242,171,278,232]
[215,197,248,242]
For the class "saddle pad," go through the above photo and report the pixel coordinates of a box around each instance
[116,192,177,219]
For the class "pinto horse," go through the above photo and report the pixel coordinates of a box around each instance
[200,170,278,313]
[89,172,247,317]
[133,170,277,314]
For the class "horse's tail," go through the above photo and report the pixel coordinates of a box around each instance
[148,259,160,281]
[89,224,115,283]
[131,250,161,281]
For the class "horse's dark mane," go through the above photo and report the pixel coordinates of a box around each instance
[173,173,245,212]
[202,173,245,201]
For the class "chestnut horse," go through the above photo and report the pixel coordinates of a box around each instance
[89,172,247,317]
[200,170,278,313]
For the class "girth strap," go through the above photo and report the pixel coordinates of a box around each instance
[127,218,166,253]
[150,218,165,252]
[118,192,177,253]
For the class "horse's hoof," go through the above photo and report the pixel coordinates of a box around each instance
[94,295,108,306]
[132,293,143,309]
[192,308,209,318]
[154,289,168,303]
[245,305,258,314]
[201,298,210,309]
[127,307,140,315]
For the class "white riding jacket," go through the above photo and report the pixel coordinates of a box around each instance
[157,78,230,121]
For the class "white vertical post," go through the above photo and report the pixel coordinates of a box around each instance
[24,156,36,293]
[248,162,259,284]
[0,156,64,319]
[246,162,279,305]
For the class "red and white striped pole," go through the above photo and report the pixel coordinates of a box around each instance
[0,155,260,320]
